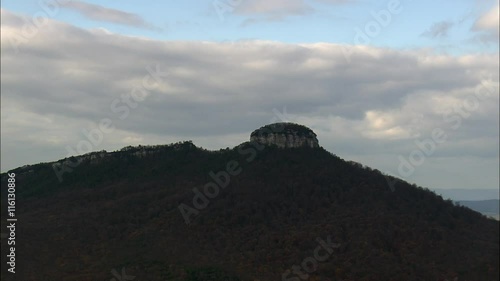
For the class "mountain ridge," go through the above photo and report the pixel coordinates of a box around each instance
[1,125,499,280]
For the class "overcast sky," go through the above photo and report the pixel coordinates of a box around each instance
[1,0,499,192]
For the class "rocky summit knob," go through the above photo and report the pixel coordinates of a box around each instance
[250,122,319,148]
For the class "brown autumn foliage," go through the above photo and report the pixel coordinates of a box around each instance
[1,141,498,280]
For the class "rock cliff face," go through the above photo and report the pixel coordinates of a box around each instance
[250,123,319,148]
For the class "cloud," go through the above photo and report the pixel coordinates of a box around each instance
[421,21,454,38]
[235,0,313,17]
[0,9,498,190]
[313,0,355,4]
[474,3,500,30]
[59,0,158,30]
[233,0,354,20]
[472,3,499,43]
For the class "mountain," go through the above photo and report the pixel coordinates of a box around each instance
[1,123,498,281]
[433,189,499,201]
[457,200,500,220]
[431,189,499,219]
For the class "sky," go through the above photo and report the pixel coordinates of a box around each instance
[1,0,499,194]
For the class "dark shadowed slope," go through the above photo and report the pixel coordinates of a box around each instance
[1,141,498,281]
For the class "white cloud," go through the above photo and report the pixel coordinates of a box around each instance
[474,3,500,30]
[472,3,499,42]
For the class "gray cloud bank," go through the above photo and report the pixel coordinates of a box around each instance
[1,9,498,190]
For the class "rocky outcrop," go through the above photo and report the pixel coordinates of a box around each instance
[250,123,319,148]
